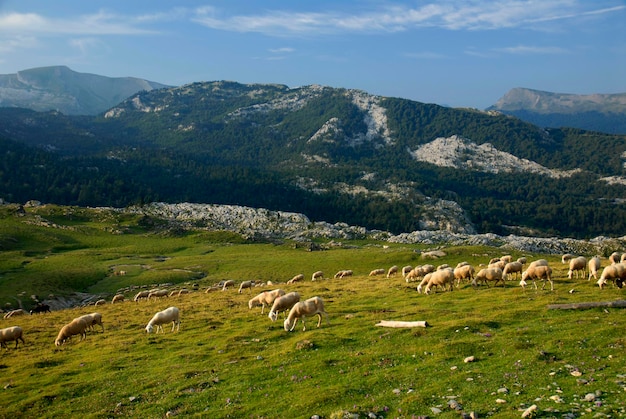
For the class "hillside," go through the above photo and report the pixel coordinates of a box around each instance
[487,88,626,134]
[1,81,626,238]
[0,66,169,115]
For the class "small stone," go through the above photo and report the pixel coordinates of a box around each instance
[393,388,402,395]
[129,396,137,402]
[448,399,462,410]
[496,398,507,404]
[430,407,442,414]
[464,356,476,363]
[521,404,538,418]
[584,393,596,402]
[497,387,509,394]
[549,395,564,403]
[571,371,582,377]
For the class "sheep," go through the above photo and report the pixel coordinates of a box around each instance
[424,268,454,294]
[339,270,353,278]
[517,257,527,265]
[588,256,601,281]
[502,261,524,280]
[561,253,574,264]
[472,267,504,287]
[520,264,553,291]
[311,271,324,281]
[248,289,286,314]
[409,265,435,285]
[148,289,169,300]
[94,299,106,306]
[567,256,587,279]
[488,257,501,265]
[597,263,626,289]
[488,260,506,271]
[369,268,385,276]
[77,312,104,332]
[386,265,399,278]
[177,288,189,297]
[111,294,125,303]
[238,281,255,293]
[609,252,622,264]
[500,255,513,264]
[133,290,150,302]
[0,326,25,349]
[3,309,27,319]
[453,264,475,286]
[334,270,346,279]
[416,273,432,293]
[268,292,301,322]
[287,274,304,284]
[221,280,236,291]
[146,306,180,334]
[283,296,329,332]
[55,317,89,346]
[401,265,413,277]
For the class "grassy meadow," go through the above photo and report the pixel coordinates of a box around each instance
[0,205,625,418]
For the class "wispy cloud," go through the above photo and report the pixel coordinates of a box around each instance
[269,47,295,54]
[404,51,448,60]
[191,1,626,35]
[496,45,570,55]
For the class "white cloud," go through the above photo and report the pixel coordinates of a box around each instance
[497,45,569,55]
[190,1,626,35]
[269,47,295,54]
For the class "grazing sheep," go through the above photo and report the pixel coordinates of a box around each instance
[77,312,104,332]
[502,261,524,280]
[55,317,89,346]
[500,255,513,264]
[597,263,626,289]
[283,296,329,332]
[146,306,180,334]
[0,326,25,349]
[567,256,587,279]
[561,253,574,264]
[386,265,399,278]
[311,271,324,281]
[268,292,301,322]
[609,252,622,264]
[401,265,413,277]
[488,257,501,265]
[148,289,169,300]
[248,289,286,314]
[588,256,601,281]
[221,280,236,291]
[520,264,553,291]
[409,265,436,285]
[339,270,353,278]
[287,274,304,284]
[453,264,475,286]
[369,268,385,276]
[111,294,125,304]
[3,309,27,319]
[334,270,346,279]
[133,290,150,302]
[94,299,106,306]
[424,268,454,294]
[416,273,432,293]
[488,260,506,270]
[177,288,189,297]
[30,303,51,314]
[517,257,527,265]
[472,267,504,287]
[238,281,255,293]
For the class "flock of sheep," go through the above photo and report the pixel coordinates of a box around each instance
[2,250,624,350]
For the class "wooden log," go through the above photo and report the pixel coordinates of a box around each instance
[375,320,429,328]
[547,300,626,310]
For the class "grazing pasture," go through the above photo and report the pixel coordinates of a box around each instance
[0,205,625,417]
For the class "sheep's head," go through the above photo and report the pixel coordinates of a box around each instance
[145,324,154,334]
[268,311,277,322]
[283,319,293,332]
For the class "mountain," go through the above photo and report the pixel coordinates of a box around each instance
[1,80,626,239]
[0,66,169,115]
[487,87,626,134]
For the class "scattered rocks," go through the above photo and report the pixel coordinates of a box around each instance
[464,356,476,363]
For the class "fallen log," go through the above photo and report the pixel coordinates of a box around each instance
[547,300,626,310]
[375,320,429,328]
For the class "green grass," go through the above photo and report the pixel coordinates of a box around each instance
[0,205,625,418]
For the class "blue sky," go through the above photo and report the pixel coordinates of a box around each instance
[0,0,624,109]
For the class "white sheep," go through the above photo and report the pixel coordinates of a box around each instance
[401,265,413,277]
[588,256,601,281]
[472,267,504,287]
[453,264,475,287]
[311,271,324,281]
[77,312,104,332]
[424,268,454,294]
[146,306,180,334]
[386,265,399,278]
[287,274,304,284]
[561,253,574,264]
[500,255,513,264]
[0,326,25,349]
[55,317,89,346]
[268,292,301,322]
[94,299,106,306]
[283,296,329,332]
[609,252,622,264]
[133,290,150,302]
[248,289,286,314]
[177,288,189,297]
[520,262,553,290]
[221,280,236,291]
[416,273,432,293]
[567,256,587,279]
[488,260,506,270]
[369,268,385,276]
[517,257,527,265]
[3,309,27,319]
[238,281,255,293]
[148,289,169,300]
[597,263,626,289]
[339,270,353,278]
[112,294,125,303]
[502,261,524,280]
